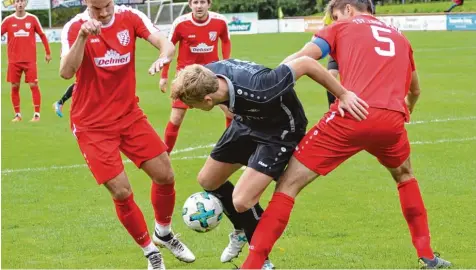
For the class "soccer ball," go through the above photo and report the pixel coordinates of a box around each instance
[182,192,224,233]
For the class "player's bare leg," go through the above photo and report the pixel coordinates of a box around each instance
[28,82,41,122]
[104,172,165,270]
[198,158,272,267]
[164,108,186,154]
[242,157,319,269]
[386,157,452,268]
[11,83,22,122]
[218,104,234,128]
[53,83,74,118]
[142,152,195,263]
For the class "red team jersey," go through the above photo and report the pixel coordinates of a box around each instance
[1,13,50,63]
[316,14,415,120]
[294,15,415,175]
[61,6,159,131]
[161,11,230,78]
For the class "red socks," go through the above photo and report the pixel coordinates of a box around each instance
[113,193,151,247]
[30,85,41,113]
[225,116,233,128]
[398,178,434,258]
[164,122,180,154]
[242,192,295,269]
[11,85,20,114]
[151,182,176,226]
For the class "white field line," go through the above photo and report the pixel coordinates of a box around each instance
[2,116,476,175]
[3,137,476,175]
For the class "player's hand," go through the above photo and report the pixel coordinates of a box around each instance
[79,20,102,37]
[159,78,168,93]
[149,57,170,76]
[45,54,52,63]
[337,91,369,121]
[405,96,416,114]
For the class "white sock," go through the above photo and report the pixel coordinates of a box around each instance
[142,241,159,256]
[34,112,40,117]
[155,221,171,237]
[15,113,21,117]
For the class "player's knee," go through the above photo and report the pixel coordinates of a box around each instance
[197,171,220,191]
[232,193,254,213]
[28,82,38,88]
[108,184,132,201]
[390,159,414,183]
[151,167,175,185]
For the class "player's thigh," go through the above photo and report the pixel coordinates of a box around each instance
[7,63,22,83]
[275,156,320,198]
[364,110,410,171]
[119,117,169,178]
[233,167,273,212]
[197,156,243,191]
[24,62,38,84]
[293,111,362,177]
[74,129,123,185]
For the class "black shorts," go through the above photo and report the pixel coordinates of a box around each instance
[210,121,305,180]
[327,56,339,70]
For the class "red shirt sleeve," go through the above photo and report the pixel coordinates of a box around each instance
[409,45,416,72]
[129,9,159,40]
[220,20,231,59]
[61,20,80,58]
[1,17,9,36]
[33,16,51,55]
[315,22,342,53]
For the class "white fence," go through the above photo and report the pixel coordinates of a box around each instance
[2,13,475,44]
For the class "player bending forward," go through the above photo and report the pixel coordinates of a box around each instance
[160,0,233,155]
[170,58,367,268]
[1,0,52,122]
[241,0,452,268]
[60,1,194,269]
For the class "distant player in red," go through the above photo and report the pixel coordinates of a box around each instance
[242,0,452,268]
[60,0,195,268]
[1,0,51,122]
[160,0,232,155]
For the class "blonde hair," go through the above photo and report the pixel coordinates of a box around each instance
[170,64,219,104]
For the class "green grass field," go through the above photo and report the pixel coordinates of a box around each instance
[2,31,476,269]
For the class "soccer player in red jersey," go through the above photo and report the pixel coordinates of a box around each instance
[60,0,195,268]
[1,0,51,122]
[160,0,233,155]
[242,0,452,268]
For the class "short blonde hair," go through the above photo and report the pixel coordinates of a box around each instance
[170,64,219,104]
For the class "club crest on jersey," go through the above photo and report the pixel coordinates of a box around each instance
[117,30,130,46]
[209,31,217,41]
[25,23,31,29]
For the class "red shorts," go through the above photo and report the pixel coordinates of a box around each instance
[294,108,410,176]
[7,62,38,83]
[172,99,189,109]
[73,117,168,184]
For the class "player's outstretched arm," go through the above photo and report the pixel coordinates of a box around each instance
[406,71,420,114]
[281,42,324,65]
[60,20,101,79]
[286,56,369,121]
[1,18,8,36]
[147,32,175,76]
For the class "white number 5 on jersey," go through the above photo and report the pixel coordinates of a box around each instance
[370,25,395,57]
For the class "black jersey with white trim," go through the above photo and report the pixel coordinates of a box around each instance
[205,59,308,135]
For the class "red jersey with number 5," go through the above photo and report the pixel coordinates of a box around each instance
[316,15,415,118]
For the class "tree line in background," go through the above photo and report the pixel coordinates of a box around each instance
[1,0,451,28]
